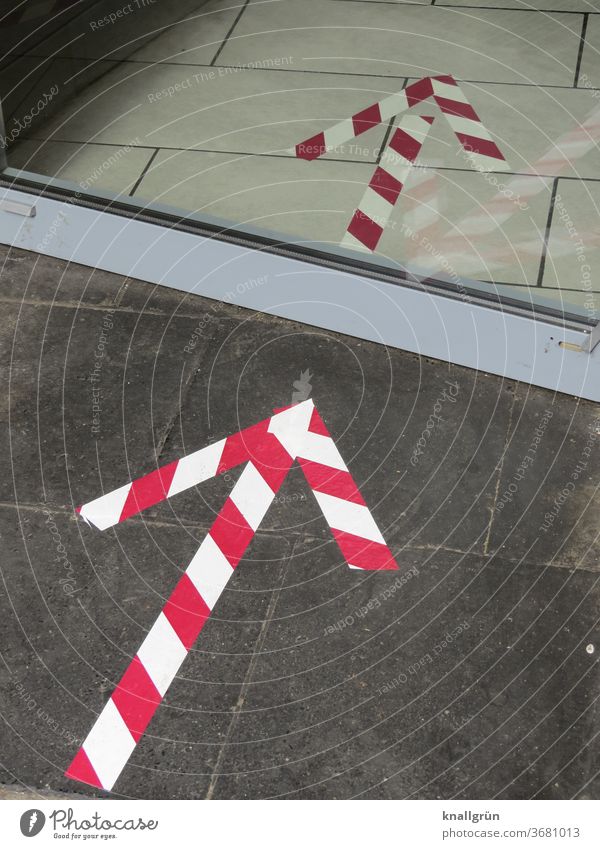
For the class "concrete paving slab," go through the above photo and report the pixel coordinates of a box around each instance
[0,502,292,797]
[486,387,600,571]
[219,1,582,85]
[209,543,600,799]
[1,295,220,508]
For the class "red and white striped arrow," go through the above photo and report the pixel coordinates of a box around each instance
[66,400,398,792]
[295,75,508,174]
[294,74,509,254]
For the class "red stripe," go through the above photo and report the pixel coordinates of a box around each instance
[219,420,292,490]
[308,406,330,437]
[247,434,293,491]
[346,209,383,251]
[432,74,457,86]
[112,658,161,743]
[296,132,327,160]
[65,748,103,789]
[455,133,505,162]
[218,420,269,473]
[164,574,211,650]
[353,103,382,137]
[299,459,365,505]
[119,461,178,523]
[369,166,403,204]
[388,126,424,163]
[332,529,398,570]
[209,498,254,567]
[405,76,433,108]
[434,95,479,122]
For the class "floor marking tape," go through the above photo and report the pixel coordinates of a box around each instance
[294,74,508,254]
[295,74,508,172]
[66,400,398,791]
[341,114,436,253]
[404,102,600,273]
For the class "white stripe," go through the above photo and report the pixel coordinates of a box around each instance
[444,114,494,141]
[79,483,131,531]
[380,147,413,183]
[463,150,510,172]
[230,462,275,531]
[324,118,355,151]
[168,439,225,498]
[137,612,187,697]
[408,114,436,134]
[378,90,409,122]
[268,402,349,470]
[380,145,411,174]
[296,431,350,470]
[388,115,433,147]
[431,79,470,103]
[187,534,234,609]
[312,491,385,544]
[358,186,395,224]
[268,400,313,456]
[390,115,433,148]
[81,700,136,791]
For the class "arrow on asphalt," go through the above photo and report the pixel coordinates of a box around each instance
[66,399,398,792]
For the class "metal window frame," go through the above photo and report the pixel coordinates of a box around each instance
[0,177,598,403]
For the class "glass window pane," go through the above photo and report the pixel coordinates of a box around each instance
[1,0,598,323]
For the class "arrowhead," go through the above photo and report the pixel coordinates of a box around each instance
[267,399,314,458]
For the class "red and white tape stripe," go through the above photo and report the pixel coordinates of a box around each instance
[294,74,508,255]
[66,400,398,791]
[440,102,600,264]
[405,101,600,275]
[341,114,435,253]
[296,75,508,173]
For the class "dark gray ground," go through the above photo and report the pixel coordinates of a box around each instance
[1,245,599,800]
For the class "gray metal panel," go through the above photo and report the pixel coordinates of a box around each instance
[0,186,598,402]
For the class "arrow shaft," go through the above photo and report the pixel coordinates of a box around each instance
[342,114,435,253]
[67,455,292,792]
